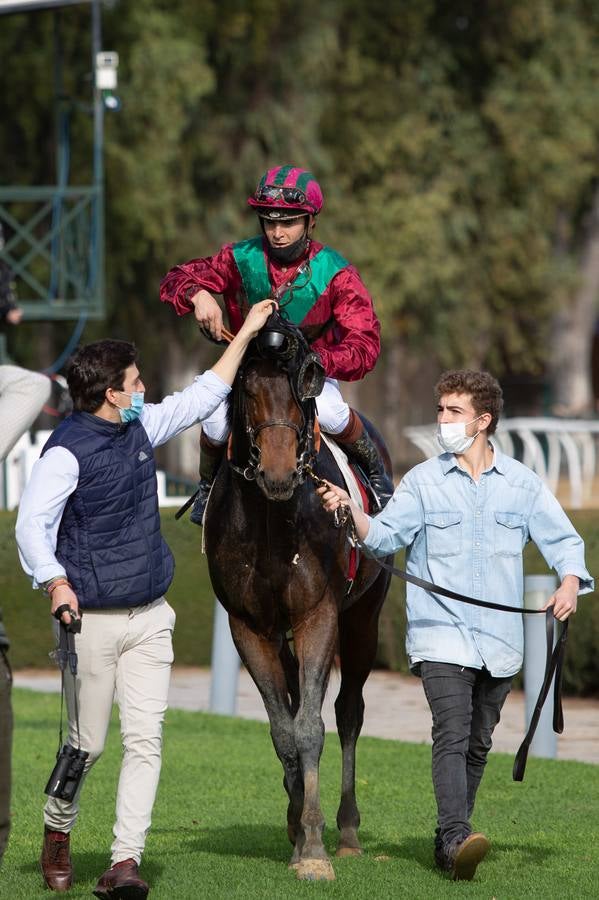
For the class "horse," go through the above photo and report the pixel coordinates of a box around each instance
[203,312,393,881]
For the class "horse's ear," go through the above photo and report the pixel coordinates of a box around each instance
[297,352,326,401]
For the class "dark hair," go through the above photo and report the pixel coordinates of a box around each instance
[66,340,138,413]
[434,370,504,436]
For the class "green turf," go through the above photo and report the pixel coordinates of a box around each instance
[2,688,598,899]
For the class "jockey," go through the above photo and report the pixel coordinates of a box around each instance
[160,164,394,523]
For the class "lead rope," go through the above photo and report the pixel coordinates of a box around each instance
[55,622,83,752]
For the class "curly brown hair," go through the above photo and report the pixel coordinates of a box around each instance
[434,370,503,436]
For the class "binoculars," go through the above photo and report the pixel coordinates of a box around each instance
[45,743,89,802]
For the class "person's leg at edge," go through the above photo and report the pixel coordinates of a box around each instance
[466,669,512,820]
[0,648,13,865]
[420,662,476,864]
[0,365,51,460]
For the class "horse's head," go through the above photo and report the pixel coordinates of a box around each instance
[231,311,325,501]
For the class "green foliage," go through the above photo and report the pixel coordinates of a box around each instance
[3,0,599,382]
[2,689,599,898]
[322,1,599,371]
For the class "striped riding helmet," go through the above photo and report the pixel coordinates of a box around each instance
[248,165,324,219]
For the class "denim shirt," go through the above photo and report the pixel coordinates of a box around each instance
[363,449,594,677]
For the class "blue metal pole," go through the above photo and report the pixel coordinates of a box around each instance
[523,574,558,759]
[209,599,240,715]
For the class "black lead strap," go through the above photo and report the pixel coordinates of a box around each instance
[55,621,83,752]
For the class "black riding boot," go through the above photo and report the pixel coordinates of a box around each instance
[337,414,394,510]
[189,436,226,526]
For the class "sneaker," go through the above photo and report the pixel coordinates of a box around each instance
[451,832,490,881]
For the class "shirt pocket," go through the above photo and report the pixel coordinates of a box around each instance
[424,511,462,558]
[494,511,525,557]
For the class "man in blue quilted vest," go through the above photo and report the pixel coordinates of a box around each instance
[15,299,274,898]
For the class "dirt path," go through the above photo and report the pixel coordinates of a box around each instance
[14,666,599,765]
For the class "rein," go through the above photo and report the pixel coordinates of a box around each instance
[304,466,567,782]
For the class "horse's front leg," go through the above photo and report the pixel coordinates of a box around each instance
[227,614,304,857]
[291,596,338,882]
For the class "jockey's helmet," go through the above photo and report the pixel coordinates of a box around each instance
[248,165,323,220]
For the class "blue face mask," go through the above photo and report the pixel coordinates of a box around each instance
[117,390,144,423]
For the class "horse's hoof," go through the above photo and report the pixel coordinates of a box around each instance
[296,859,335,881]
[336,845,363,858]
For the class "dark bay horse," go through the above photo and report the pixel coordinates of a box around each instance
[203,314,392,881]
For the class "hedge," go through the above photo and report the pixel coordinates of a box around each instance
[2,509,597,696]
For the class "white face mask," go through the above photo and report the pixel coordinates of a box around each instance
[436,416,483,455]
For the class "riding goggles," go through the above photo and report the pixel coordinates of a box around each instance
[254,185,308,205]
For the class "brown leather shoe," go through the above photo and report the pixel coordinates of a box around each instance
[40,826,73,892]
[452,832,490,881]
[92,858,149,900]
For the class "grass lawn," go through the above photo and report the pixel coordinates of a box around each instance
[2,688,599,899]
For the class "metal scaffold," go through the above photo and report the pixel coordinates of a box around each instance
[0,0,114,364]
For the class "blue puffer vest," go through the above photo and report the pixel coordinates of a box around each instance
[42,412,174,610]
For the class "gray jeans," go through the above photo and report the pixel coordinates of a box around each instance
[0,649,12,865]
[420,661,512,856]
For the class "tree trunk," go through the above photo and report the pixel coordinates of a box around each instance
[550,188,599,415]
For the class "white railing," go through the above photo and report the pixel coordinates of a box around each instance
[0,429,191,510]
[403,417,599,509]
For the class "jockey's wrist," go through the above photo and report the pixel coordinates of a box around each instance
[184,286,200,306]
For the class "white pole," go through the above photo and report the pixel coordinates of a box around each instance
[209,599,240,715]
[523,574,558,759]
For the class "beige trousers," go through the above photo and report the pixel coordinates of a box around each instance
[44,596,176,865]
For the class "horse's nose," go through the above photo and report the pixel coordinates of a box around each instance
[258,466,299,501]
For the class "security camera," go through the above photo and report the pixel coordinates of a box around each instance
[95,51,119,90]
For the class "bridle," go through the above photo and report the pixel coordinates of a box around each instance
[228,312,323,484]
[229,395,318,483]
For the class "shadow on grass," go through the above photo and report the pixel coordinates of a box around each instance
[362,832,553,871]
[167,823,295,864]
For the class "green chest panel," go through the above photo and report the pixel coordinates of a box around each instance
[232,237,349,325]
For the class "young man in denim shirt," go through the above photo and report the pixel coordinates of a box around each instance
[318,369,593,882]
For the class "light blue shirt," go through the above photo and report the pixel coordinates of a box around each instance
[363,449,594,677]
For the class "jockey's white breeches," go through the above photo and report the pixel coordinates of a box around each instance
[201,377,351,444]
